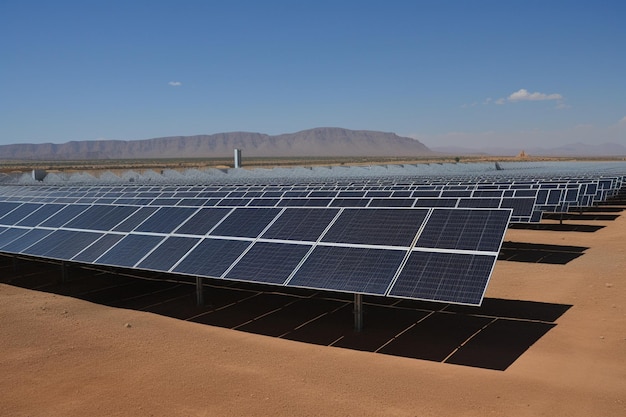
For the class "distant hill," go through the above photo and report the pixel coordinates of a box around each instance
[0,128,432,160]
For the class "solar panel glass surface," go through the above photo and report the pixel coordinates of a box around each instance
[388,251,496,305]
[415,209,510,252]
[260,208,339,242]
[172,238,251,277]
[288,246,406,295]
[95,234,164,267]
[321,208,428,247]
[225,242,312,284]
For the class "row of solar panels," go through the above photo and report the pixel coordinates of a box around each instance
[0,176,622,223]
[0,204,511,306]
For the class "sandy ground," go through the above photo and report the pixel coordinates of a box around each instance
[1,212,626,416]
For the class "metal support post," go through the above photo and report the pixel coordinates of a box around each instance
[354,293,363,332]
[196,277,204,306]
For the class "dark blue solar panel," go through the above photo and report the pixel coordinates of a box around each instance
[416,209,510,252]
[289,246,405,295]
[210,208,280,238]
[0,228,30,248]
[329,198,369,207]
[277,198,331,207]
[134,206,197,233]
[112,207,159,232]
[0,202,21,219]
[173,238,251,277]
[261,208,339,242]
[547,189,562,205]
[0,229,53,253]
[16,204,66,226]
[388,251,496,305]
[137,236,201,271]
[39,205,90,227]
[368,198,414,207]
[500,197,535,216]
[247,198,279,206]
[321,208,428,246]
[457,198,501,209]
[72,234,125,262]
[413,198,457,207]
[95,234,164,267]
[225,242,311,284]
[23,230,103,259]
[64,205,139,231]
[175,208,231,235]
[179,198,205,207]
[216,198,251,206]
[0,203,43,225]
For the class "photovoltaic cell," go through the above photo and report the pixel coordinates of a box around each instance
[261,208,339,242]
[415,209,510,252]
[289,246,406,295]
[95,234,164,267]
[388,251,496,305]
[137,236,201,271]
[0,203,42,225]
[0,228,52,253]
[16,204,66,227]
[133,206,198,233]
[65,205,139,231]
[72,234,125,263]
[0,228,30,248]
[39,205,89,227]
[321,208,428,247]
[173,238,251,277]
[225,242,312,284]
[174,208,231,235]
[0,202,21,219]
[112,207,160,232]
[23,230,103,259]
[210,208,280,238]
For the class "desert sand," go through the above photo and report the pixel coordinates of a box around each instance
[1,211,625,416]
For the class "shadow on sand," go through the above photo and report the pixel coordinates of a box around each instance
[1,257,571,371]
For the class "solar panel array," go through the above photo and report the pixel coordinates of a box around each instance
[0,174,623,223]
[0,199,510,305]
[1,162,624,307]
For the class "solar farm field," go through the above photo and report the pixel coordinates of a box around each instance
[1,160,625,416]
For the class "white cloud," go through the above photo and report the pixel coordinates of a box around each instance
[168,81,182,86]
[507,88,563,102]
[619,116,626,125]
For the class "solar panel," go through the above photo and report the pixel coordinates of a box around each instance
[321,208,428,247]
[137,236,201,271]
[225,242,312,284]
[23,230,103,259]
[288,246,406,295]
[209,208,280,238]
[415,209,510,252]
[172,238,251,277]
[260,208,340,242]
[388,251,496,305]
[95,234,165,267]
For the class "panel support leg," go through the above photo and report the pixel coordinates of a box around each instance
[354,293,363,332]
[196,277,204,306]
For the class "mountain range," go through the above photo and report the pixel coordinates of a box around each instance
[0,128,432,160]
[1,127,624,160]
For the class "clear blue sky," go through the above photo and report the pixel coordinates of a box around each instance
[1,0,624,150]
